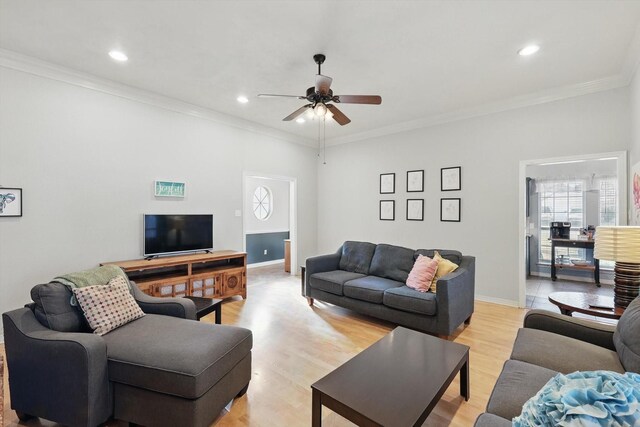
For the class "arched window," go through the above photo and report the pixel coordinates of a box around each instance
[252,186,272,220]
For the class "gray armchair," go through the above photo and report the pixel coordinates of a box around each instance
[3,282,252,427]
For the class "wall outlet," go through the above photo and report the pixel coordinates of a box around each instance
[263,249,268,255]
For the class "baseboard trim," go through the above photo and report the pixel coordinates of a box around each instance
[475,295,520,308]
[247,259,285,268]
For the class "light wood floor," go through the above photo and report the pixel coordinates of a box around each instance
[2,264,527,426]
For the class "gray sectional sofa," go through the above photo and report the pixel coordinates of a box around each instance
[475,299,640,426]
[305,241,475,337]
[2,283,252,427]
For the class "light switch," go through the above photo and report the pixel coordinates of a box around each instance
[235,210,242,217]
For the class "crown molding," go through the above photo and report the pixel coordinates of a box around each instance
[622,22,640,84]
[0,49,316,147]
[325,73,630,146]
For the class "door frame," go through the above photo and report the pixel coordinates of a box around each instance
[518,150,627,308]
[242,171,297,275]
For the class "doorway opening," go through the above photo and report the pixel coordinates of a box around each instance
[242,172,297,277]
[518,151,627,310]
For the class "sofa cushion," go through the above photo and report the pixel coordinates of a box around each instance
[414,249,463,265]
[72,277,145,336]
[309,270,366,296]
[103,314,252,399]
[383,286,437,315]
[614,296,640,372]
[339,241,377,274]
[369,244,415,282]
[486,360,557,420]
[473,413,512,427]
[343,276,404,304]
[511,328,624,374]
[31,282,90,332]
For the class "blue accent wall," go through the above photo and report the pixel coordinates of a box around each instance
[246,231,290,264]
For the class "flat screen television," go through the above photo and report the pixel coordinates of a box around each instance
[143,214,213,257]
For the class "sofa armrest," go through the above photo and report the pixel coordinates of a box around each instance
[524,309,616,350]
[436,256,475,335]
[2,308,111,427]
[131,284,197,320]
[305,250,342,291]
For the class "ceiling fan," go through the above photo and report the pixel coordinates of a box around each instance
[257,54,382,126]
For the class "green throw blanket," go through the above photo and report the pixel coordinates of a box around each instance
[53,265,132,305]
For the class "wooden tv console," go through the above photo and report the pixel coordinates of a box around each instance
[101,251,247,300]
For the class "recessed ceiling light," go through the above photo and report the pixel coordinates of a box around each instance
[108,50,128,62]
[237,96,249,104]
[296,118,305,124]
[518,45,540,56]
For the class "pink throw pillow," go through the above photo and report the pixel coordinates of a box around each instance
[406,255,439,292]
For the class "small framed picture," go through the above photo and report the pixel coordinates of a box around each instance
[380,173,395,194]
[406,199,424,221]
[0,187,22,217]
[380,200,395,221]
[406,170,424,192]
[441,198,461,222]
[441,166,461,191]
[155,180,186,198]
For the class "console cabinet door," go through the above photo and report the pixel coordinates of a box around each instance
[153,279,188,298]
[190,274,221,298]
[222,268,245,297]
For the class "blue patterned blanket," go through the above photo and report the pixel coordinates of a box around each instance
[513,371,640,426]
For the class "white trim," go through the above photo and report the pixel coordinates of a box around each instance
[0,48,316,148]
[245,229,290,235]
[247,259,284,268]
[1,48,636,149]
[475,295,520,308]
[326,75,629,146]
[518,151,628,309]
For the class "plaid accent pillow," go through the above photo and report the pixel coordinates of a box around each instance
[73,276,144,336]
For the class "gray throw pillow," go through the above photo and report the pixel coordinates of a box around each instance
[613,296,640,372]
[31,282,90,332]
[339,241,377,274]
[369,244,415,282]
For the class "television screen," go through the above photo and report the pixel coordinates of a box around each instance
[144,214,213,256]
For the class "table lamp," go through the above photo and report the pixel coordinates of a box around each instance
[594,226,640,308]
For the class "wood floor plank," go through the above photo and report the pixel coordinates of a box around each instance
[2,264,527,426]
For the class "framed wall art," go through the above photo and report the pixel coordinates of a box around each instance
[155,180,186,198]
[0,187,22,217]
[380,173,395,194]
[406,199,424,221]
[440,198,461,222]
[380,200,395,221]
[406,170,424,192]
[441,166,461,191]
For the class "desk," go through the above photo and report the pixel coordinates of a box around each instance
[550,238,600,285]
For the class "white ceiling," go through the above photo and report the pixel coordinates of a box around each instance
[1,0,640,144]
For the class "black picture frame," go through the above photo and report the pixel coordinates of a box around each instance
[441,166,462,191]
[380,173,395,194]
[440,198,461,222]
[379,200,395,221]
[406,170,424,192]
[406,199,424,221]
[0,187,22,217]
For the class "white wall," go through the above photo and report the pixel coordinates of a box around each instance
[630,66,640,225]
[244,177,289,233]
[0,67,318,332]
[317,88,631,305]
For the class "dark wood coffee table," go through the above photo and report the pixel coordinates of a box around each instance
[311,327,470,426]
[183,296,222,323]
[548,292,624,320]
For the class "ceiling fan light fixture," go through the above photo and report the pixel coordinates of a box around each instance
[314,103,328,117]
[296,117,305,123]
[236,95,249,104]
[108,50,128,62]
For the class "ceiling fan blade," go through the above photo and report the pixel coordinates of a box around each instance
[332,95,382,105]
[283,104,312,121]
[258,94,307,99]
[326,104,351,126]
[315,74,333,95]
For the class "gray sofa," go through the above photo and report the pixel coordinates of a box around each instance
[475,299,640,426]
[305,241,475,337]
[2,282,252,427]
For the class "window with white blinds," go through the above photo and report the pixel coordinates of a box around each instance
[537,177,618,264]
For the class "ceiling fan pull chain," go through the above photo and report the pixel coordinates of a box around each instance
[323,116,327,165]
